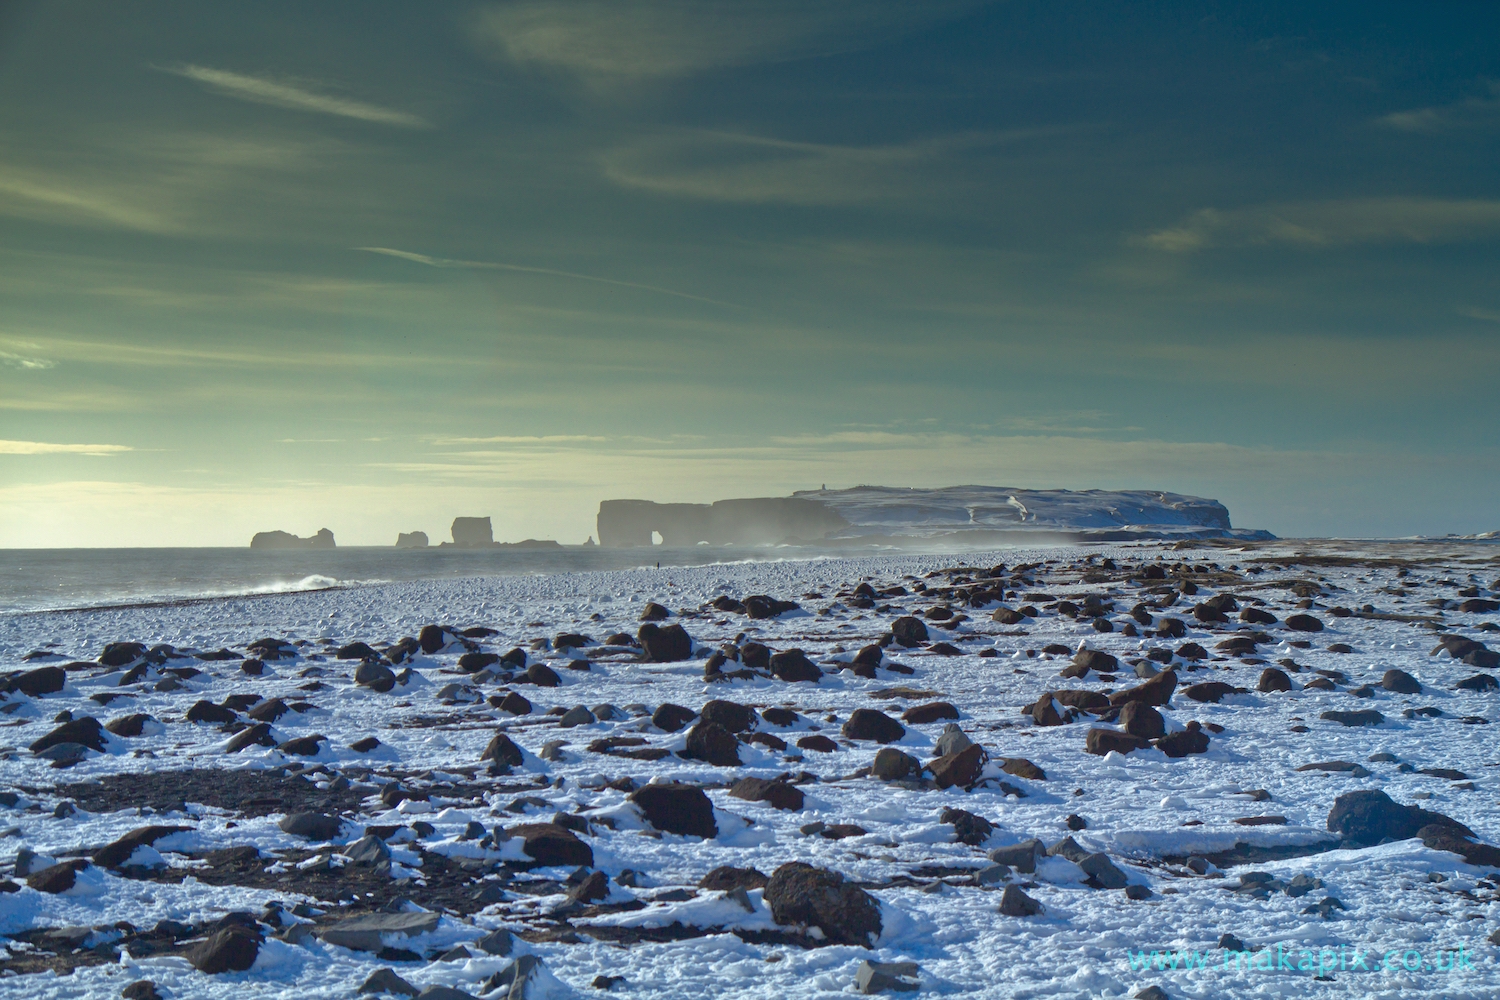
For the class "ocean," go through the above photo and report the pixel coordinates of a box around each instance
[0,545,844,615]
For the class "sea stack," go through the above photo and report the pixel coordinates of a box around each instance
[250,528,335,549]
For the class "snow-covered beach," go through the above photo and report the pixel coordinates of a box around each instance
[2,541,1499,999]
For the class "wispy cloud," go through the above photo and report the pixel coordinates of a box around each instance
[471,0,982,87]
[357,246,735,306]
[600,128,1044,205]
[0,439,131,456]
[434,434,609,445]
[1379,81,1500,133]
[1142,198,1500,252]
[162,64,428,127]
[0,168,178,233]
[0,349,55,370]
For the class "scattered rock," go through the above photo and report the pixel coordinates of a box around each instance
[842,708,905,743]
[764,862,882,946]
[630,783,717,838]
[1381,669,1422,694]
[730,777,804,810]
[997,884,1044,916]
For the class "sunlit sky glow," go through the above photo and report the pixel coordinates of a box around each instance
[2,1,1497,546]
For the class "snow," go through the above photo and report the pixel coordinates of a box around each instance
[1,541,1498,998]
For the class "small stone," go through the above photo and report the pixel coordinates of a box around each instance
[872,747,923,781]
[187,926,261,974]
[856,959,920,994]
[359,968,420,996]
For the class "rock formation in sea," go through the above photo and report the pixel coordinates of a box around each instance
[395,531,429,548]
[597,486,1274,547]
[249,528,335,550]
[450,517,494,548]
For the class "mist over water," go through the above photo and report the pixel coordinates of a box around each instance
[0,545,877,614]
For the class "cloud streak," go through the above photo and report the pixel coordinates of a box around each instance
[163,64,428,127]
[1142,198,1500,252]
[1379,82,1500,133]
[357,247,736,306]
[471,0,982,86]
[0,439,131,456]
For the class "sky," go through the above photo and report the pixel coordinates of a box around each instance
[1,0,1498,547]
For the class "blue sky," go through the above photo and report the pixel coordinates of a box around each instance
[1,1,1497,545]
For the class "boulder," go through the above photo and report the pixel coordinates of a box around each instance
[652,703,697,732]
[504,823,594,867]
[1286,614,1324,632]
[930,743,985,788]
[901,701,959,724]
[700,700,756,732]
[1381,669,1422,694]
[730,777,804,810]
[684,721,741,766]
[1078,852,1129,889]
[1156,724,1210,758]
[856,960,920,995]
[988,839,1045,873]
[360,969,420,996]
[278,812,344,841]
[1182,681,1238,703]
[94,825,192,869]
[1320,710,1385,727]
[638,623,692,662]
[743,594,799,619]
[769,649,822,683]
[187,926,260,973]
[1000,757,1046,781]
[26,860,91,894]
[997,884,1044,916]
[524,663,561,687]
[1258,668,1293,693]
[630,783,717,838]
[482,732,525,767]
[225,723,275,753]
[104,714,155,738]
[699,866,769,891]
[321,911,441,952]
[890,617,929,648]
[496,692,533,715]
[1118,702,1165,740]
[355,661,396,692]
[10,666,65,696]
[98,642,147,667]
[872,747,923,781]
[29,716,106,754]
[941,807,994,846]
[640,602,671,621]
[841,709,905,743]
[186,700,237,724]
[764,862,882,946]
[1326,789,1474,847]
[1085,729,1150,755]
[1108,670,1177,708]
[1072,649,1119,674]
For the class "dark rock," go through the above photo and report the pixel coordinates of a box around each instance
[684,721,741,766]
[1085,729,1150,755]
[1119,702,1165,740]
[761,707,799,727]
[1456,673,1499,692]
[1078,852,1128,889]
[997,884,1044,917]
[354,659,396,692]
[941,807,994,846]
[700,700,756,732]
[699,866,769,891]
[1320,710,1385,727]
[187,926,261,974]
[891,617,929,648]
[10,666,66,696]
[1382,669,1422,694]
[1073,649,1119,674]
[26,860,90,893]
[277,734,326,756]
[631,783,717,838]
[1028,693,1065,727]
[505,823,594,867]
[1109,670,1177,708]
[856,960,919,995]
[797,734,839,753]
[872,747,923,781]
[279,812,343,841]
[359,968,420,996]
[104,713,155,737]
[496,691,533,715]
[337,642,381,661]
[524,663,561,687]
[121,981,164,1000]
[930,743,985,788]
[320,911,441,952]
[1258,668,1293,693]
[457,652,499,672]
[842,708,905,743]
[901,701,958,725]
[1156,724,1211,758]
[99,642,147,667]
[187,700,237,724]
[1327,789,1474,847]
[482,731,525,767]
[641,602,671,621]
[764,862,882,946]
[638,623,692,662]
[1054,690,1110,713]
[1000,757,1046,781]
[988,839,1044,873]
[1182,681,1238,703]
[652,703,697,732]
[730,777,804,810]
[1286,614,1324,632]
[30,716,106,754]
[225,723,275,753]
[95,825,191,868]
[743,594,799,619]
[769,649,822,683]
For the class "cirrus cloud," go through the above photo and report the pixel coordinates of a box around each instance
[0,439,132,456]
